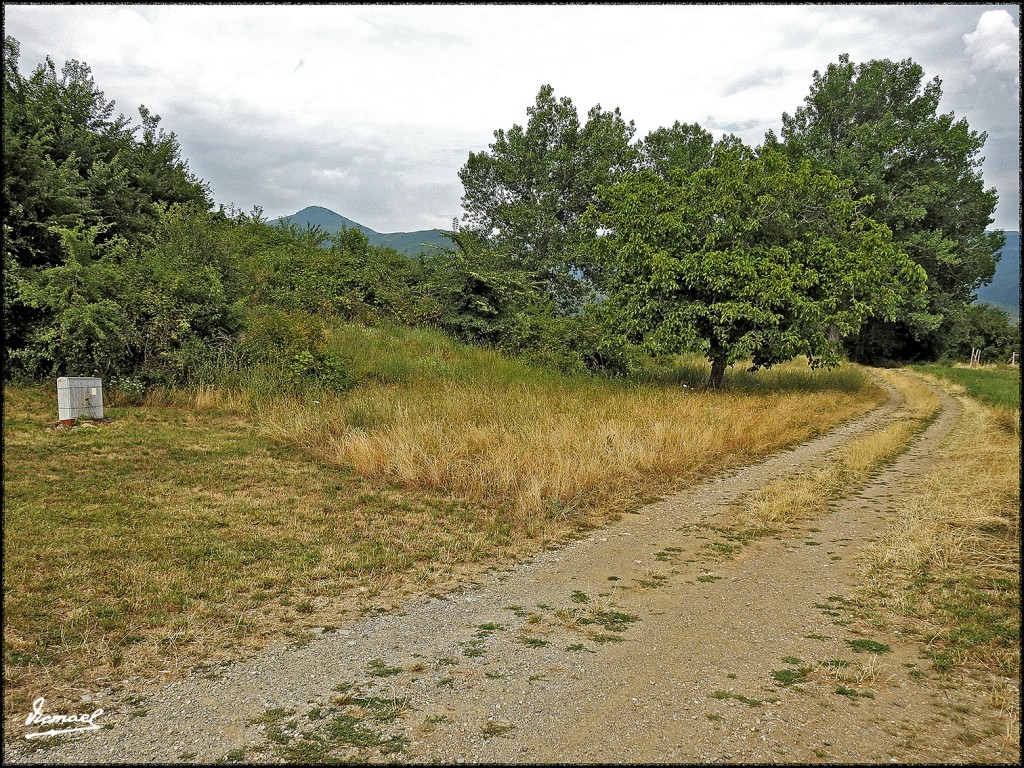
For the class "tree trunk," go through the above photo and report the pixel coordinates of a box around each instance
[708,356,727,390]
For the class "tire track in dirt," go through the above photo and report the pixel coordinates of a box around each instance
[7,373,1014,764]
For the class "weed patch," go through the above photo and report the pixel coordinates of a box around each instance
[366,658,403,677]
[481,721,515,739]
[711,690,764,707]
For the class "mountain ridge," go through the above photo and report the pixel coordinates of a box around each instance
[975,230,1019,321]
[265,205,450,257]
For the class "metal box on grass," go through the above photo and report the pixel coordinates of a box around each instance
[57,377,104,423]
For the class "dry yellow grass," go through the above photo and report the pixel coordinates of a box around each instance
[2,345,884,731]
[858,390,1020,747]
[729,368,941,535]
[861,394,1020,665]
[256,363,883,541]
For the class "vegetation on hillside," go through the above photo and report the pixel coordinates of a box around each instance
[3,36,1016,390]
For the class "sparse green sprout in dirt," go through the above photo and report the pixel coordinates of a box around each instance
[771,667,813,686]
[845,639,891,654]
[519,636,548,648]
[322,713,383,748]
[367,658,403,677]
[711,690,764,707]
[566,643,596,653]
[461,639,485,657]
[571,590,590,603]
[579,609,640,633]
[481,721,516,739]
[820,659,850,669]
[331,686,412,723]
[638,573,671,588]
[589,633,624,644]
[835,685,875,699]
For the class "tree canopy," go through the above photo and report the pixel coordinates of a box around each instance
[458,84,638,311]
[588,140,928,388]
[5,37,1008,391]
[771,53,1003,363]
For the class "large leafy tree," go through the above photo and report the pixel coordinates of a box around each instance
[638,121,715,178]
[3,36,209,270]
[589,140,927,389]
[771,53,1003,363]
[458,84,638,311]
[2,36,219,380]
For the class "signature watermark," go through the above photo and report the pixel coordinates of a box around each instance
[24,696,105,739]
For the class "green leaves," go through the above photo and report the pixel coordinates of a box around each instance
[458,84,638,312]
[590,139,926,387]
[779,53,1002,362]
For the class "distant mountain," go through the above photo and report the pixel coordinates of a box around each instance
[266,206,450,257]
[975,230,1020,321]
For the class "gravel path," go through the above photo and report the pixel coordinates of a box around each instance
[5,374,1017,764]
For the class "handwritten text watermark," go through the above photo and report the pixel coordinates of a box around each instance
[24,697,105,739]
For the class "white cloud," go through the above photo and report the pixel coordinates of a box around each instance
[3,4,1019,232]
[964,10,1020,72]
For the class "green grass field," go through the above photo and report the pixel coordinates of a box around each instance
[912,364,1020,410]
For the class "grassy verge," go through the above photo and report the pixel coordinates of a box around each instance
[860,387,1020,743]
[911,364,1019,409]
[859,389,1021,663]
[913,363,1020,435]
[2,323,884,730]
[727,368,942,536]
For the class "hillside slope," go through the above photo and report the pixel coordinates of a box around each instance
[975,230,1020,320]
[267,206,450,257]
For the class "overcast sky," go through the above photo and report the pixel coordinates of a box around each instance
[4,3,1020,233]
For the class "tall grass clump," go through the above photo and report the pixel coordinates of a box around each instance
[258,324,885,537]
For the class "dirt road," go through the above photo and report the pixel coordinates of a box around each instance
[6,373,1017,764]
